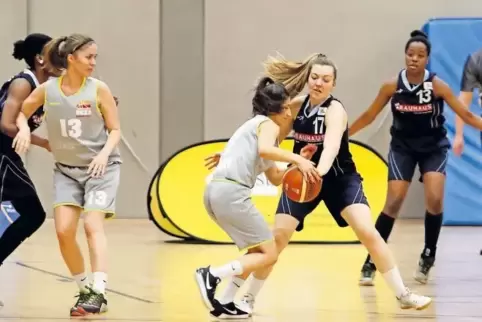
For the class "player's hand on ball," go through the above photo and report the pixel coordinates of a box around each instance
[204,153,221,170]
[300,144,317,160]
[88,152,109,178]
[295,156,320,183]
[12,128,31,155]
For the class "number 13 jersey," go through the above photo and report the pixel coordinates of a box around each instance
[43,76,122,167]
[390,69,446,139]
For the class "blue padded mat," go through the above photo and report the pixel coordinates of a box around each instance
[422,17,482,225]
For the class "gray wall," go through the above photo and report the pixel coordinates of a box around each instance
[1,0,482,219]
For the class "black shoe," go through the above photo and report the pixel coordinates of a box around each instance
[195,266,221,310]
[71,287,108,316]
[359,262,376,286]
[69,290,91,316]
[414,255,435,284]
[210,301,250,320]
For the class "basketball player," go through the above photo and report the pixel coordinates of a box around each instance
[209,52,435,318]
[453,46,482,155]
[349,30,482,286]
[194,76,319,319]
[0,33,53,307]
[12,34,121,316]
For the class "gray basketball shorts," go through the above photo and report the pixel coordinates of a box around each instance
[53,162,121,218]
[203,179,273,251]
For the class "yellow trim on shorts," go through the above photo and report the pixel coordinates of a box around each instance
[53,203,115,219]
[53,202,83,209]
[83,208,116,220]
[239,238,274,253]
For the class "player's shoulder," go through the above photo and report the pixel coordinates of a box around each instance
[291,94,308,109]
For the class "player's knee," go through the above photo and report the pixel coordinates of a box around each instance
[56,224,77,244]
[426,194,444,214]
[273,228,291,254]
[83,218,105,239]
[356,225,380,248]
[258,241,279,267]
[383,197,405,217]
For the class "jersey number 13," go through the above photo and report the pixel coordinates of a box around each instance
[416,89,432,104]
[60,119,82,138]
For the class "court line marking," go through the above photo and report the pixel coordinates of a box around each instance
[15,261,157,304]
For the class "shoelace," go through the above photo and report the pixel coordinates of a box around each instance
[83,286,103,306]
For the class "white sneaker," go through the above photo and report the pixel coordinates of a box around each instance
[397,288,432,310]
[236,294,255,315]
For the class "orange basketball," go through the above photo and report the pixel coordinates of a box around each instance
[282,166,322,203]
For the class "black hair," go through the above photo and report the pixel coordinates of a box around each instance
[252,77,290,116]
[12,33,52,69]
[405,30,431,55]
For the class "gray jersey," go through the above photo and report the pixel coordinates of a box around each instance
[461,48,482,105]
[213,114,277,188]
[43,76,121,167]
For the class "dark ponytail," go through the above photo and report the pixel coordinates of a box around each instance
[252,76,290,116]
[12,40,25,60]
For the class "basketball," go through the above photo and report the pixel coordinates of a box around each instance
[282,166,322,203]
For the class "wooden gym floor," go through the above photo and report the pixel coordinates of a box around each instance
[0,219,481,321]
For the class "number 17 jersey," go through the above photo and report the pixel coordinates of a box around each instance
[292,95,356,178]
[43,76,122,167]
[390,69,446,139]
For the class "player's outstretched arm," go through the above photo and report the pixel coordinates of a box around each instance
[348,79,396,136]
[434,77,482,131]
[317,101,346,177]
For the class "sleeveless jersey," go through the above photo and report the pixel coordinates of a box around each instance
[212,114,277,188]
[390,69,446,139]
[292,95,356,177]
[43,76,122,167]
[0,69,44,158]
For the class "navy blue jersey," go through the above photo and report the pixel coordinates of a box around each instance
[292,95,356,177]
[0,69,44,157]
[390,69,446,139]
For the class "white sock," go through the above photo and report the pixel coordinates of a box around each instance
[92,272,107,294]
[209,260,243,279]
[382,267,407,298]
[219,276,246,304]
[73,273,90,293]
[245,275,265,298]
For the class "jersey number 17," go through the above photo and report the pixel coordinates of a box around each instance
[313,116,324,135]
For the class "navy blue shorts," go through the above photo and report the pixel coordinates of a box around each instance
[387,147,448,182]
[275,172,369,231]
[388,135,449,182]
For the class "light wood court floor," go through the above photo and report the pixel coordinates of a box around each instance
[0,219,481,321]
